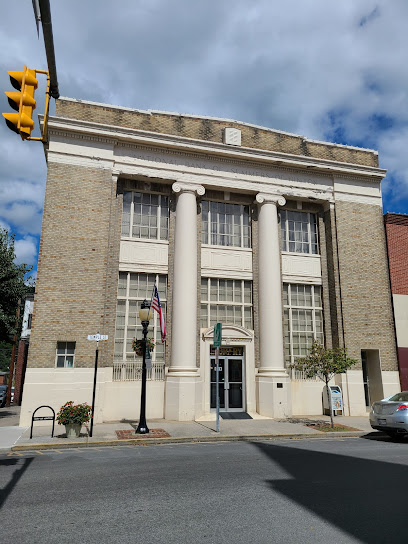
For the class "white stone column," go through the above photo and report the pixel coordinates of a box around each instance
[165,182,205,420]
[255,193,291,417]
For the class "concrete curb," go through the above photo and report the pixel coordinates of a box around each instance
[11,431,368,451]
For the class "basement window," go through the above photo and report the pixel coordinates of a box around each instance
[56,342,75,368]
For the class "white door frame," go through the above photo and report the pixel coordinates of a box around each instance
[210,353,246,412]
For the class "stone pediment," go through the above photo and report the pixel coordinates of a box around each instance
[202,325,253,342]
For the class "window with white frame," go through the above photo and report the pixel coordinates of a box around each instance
[114,273,167,361]
[56,342,75,368]
[283,284,324,365]
[200,278,253,329]
[122,191,169,240]
[202,201,251,248]
[280,210,318,254]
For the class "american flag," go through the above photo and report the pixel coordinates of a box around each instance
[151,285,166,343]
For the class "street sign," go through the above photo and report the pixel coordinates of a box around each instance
[213,322,222,433]
[213,322,222,347]
[87,334,108,341]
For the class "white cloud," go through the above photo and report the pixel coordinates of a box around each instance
[14,235,37,266]
[1,0,408,256]
[0,202,42,235]
[0,218,10,231]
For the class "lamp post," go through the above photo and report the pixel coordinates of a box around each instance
[136,299,151,434]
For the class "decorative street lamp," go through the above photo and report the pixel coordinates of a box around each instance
[136,299,152,434]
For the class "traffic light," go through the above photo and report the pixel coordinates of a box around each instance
[3,66,38,140]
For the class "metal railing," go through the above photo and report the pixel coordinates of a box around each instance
[113,361,165,382]
[289,368,320,381]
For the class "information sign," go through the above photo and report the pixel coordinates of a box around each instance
[331,389,343,411]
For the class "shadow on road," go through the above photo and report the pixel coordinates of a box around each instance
[361,431,408,443]
[0,456,34,509]
[253,440,407,543]
[0,410,17,419]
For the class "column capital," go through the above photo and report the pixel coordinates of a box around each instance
[172,182,205,196]
[255,193,286,206]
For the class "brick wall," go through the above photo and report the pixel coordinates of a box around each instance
[384,214,408,295]
[55,99,378,168]
[322,206,345,349]
[27,162,120,369]
[335,201,397,370]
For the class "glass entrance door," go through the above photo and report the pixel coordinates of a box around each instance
[210,357,244,412]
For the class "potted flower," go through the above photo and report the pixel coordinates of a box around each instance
[56,401,92,438]
[132,337,155,356]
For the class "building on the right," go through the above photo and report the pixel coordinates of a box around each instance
[384,213,408,391]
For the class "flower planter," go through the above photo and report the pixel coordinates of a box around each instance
[57,402,92,438]
[133,339,155,357]
[65,423,82,439]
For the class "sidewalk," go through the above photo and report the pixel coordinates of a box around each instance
[0,409,374,452]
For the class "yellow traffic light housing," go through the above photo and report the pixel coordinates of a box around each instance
[3,66,38,140]
[2,65,50,142]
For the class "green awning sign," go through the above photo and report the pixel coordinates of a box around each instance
[213,322,222,348]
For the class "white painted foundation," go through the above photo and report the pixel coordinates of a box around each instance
[20,363,398,426]
[19,368,165,427]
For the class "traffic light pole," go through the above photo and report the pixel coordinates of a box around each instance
[215,346,220,433]
[38,0,59,99]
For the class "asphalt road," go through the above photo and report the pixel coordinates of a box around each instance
[1,435,406,544]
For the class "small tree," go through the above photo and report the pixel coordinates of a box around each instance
[290,341,358,427]
[0,228,32,343]
[0,340,12,372]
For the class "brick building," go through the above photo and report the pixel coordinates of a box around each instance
[384,213,408,390]
[19,97,400,425]
[13,293,34,405]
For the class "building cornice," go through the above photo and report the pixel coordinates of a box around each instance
[45,115,387,182]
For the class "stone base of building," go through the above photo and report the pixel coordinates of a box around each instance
[164,370,199,421]
[19,368,402,426]
[256,371,292,418]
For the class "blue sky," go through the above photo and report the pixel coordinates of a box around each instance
[1,1,407,279]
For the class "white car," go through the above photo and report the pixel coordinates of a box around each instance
[370,391,408,439]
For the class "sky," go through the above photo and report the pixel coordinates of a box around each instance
[1,0,408,279]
